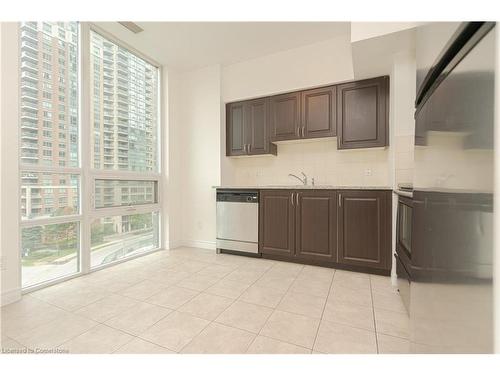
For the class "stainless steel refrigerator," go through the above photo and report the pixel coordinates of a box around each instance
[412,22,495,353]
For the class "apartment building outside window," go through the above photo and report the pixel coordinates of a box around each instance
[19,22,161,289]
[89,29,160,269]
[20,22,80,288]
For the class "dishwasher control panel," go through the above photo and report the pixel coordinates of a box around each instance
[216,191,259,203]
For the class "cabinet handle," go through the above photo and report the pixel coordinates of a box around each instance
[296,192,300,205]
[291,192,295,206]
[248,144,251,153]
[296,127,300,138]
[338,194,342,207]
[301,126,305,137]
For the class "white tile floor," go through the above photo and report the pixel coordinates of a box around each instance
[1,247,410,354]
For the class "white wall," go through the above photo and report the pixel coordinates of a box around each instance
[392,51,416,185]
[351,22,421,43]
[0,22,21,305]
[168,65,222,249]
[163,69,182,249]
[222,36,354,102]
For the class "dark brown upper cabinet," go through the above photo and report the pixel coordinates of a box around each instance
[295,190,337,262]
[337,190,391,271]
[245,98,276,155]
[337,76,389,149]
[259,190,295,257]
[270,92,301,142]
[301,86,337,139]
[226,98,276,156]
[226,75,390,153]
[226,102,246,156]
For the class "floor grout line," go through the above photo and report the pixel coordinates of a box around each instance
[152,263,270,353]
[310,268,336,352]
[369,276,379,354]
[244,263,313,353]
[176,258,279,353]
[112,330,179,353]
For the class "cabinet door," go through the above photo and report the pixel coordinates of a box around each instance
[337,76,389,149]
[245,98,277,155]
[259,190,295,257]
[295,190,337,261]
[337,190,391,270]
[226,102,247,156]
[301,86,337,139]
[270,92,300,142]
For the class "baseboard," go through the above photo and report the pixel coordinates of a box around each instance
[180,239,216,250]
[167,240,182,250]
[1,287,21,306]
[164,239,218,251]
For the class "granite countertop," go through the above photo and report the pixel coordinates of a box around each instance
[213,185,393,190]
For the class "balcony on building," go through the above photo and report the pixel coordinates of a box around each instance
[21,48,38,59]
[21,29,39,44]
[21,40,39,54]
[21,129,39,140]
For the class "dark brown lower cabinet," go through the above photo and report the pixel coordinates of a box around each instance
[295,190,337,262]
[259,190,295,257]
[337,190,392,271]
[259,189,392,274]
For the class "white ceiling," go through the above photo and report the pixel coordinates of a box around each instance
[95,22,350,71]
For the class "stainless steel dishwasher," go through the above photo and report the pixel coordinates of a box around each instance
[216,190,259,255]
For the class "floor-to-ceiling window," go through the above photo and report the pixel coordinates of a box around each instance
[20,22,81,288]
[88,29,161,269]
[19,22,161,289]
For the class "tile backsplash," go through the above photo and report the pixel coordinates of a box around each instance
[394,134,414,185]
[223,138,391,186]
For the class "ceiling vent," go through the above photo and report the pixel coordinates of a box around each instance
[118,22,144,34]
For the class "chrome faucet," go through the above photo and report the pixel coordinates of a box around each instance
[288,172,308,186]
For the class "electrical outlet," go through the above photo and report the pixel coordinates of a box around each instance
[364,169,372,177]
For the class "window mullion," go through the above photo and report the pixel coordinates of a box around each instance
[80,22,92,275]
[20,214,83,227]
[90,204,161,219]
[19,165,82,174]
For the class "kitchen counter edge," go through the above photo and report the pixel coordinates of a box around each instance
[394,189,414,198]
[213,185,393,190]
